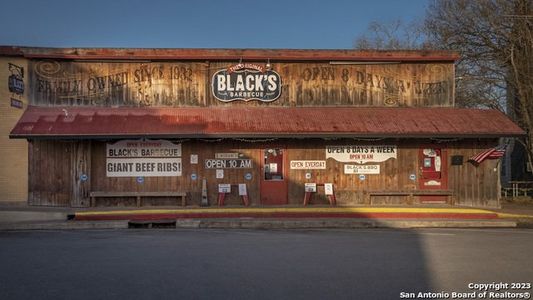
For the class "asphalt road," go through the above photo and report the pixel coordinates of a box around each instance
[0,228,532,300]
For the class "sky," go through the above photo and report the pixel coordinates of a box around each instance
[0,0,430,49]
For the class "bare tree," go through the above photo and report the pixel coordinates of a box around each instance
[425,0,533,166]
[355,0,533,167]
[354,19,428,50]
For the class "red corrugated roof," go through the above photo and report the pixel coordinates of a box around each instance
[0,46,459,62]
[10,106,524,139]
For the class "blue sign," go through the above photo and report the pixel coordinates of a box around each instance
[80,174,88,182]
[244,173,252,180]
[359,174,366,181]
[137,177,144,184]
[409,174,417,181]
[8,75,24,94]
[191,173,198,180]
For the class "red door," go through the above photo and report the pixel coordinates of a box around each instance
[260,147,288,205]
[419,147,448,203]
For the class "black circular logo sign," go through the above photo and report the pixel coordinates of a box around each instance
[211,63,282,102]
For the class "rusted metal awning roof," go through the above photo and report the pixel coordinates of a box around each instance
[10,106,524,139]
[0,46,459,62]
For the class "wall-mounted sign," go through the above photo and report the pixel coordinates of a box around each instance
[305,172,312,179]
[244,173,253,180]
[238,184,247,196]
[137,176,144,183]
[305,183,317,192]
[191,173,198,180]
[80,174,88,182]
[359,174,366,181]
[218,184,231,193]
[344,164,380,174]
[106,140,182,177]
[205,159,252,169]
[211,63,281,102]
[324,183,334,195]
[190,154,198,164]
[8,63,24,95]
[215,153,240,159]
[424,180,441,186]
[216,169,224,179]
[29,60,453,108]
[8,75,24,94]
[290,160,326,170]
[10,98,23,109]
[409,174,417,181]
[326,145,397,164]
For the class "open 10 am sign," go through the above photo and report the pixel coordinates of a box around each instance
[106,139,182,177]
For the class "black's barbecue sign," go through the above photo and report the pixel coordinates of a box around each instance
[211,63,281,102]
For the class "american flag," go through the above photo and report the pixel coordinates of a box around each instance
[468,145,507,165]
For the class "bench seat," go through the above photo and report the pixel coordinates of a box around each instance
[367,190,453,204]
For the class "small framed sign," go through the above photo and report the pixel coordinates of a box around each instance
[218,184,231,193]
[238,184,247,196]
[190,154,198,164]
[451,155,464,166]
[304,183,317,192]
[324,183,334,195]
[10,98,23,109]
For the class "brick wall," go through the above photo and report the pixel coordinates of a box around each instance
[0,57,28,202]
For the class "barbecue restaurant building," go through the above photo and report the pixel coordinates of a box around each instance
[0,47,524,208]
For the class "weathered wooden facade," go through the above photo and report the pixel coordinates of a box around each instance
[3,47,524,208]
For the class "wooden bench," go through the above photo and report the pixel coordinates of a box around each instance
[89,191,187,207]
[367,190,453,205]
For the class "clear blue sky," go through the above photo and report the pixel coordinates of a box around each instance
[0,0,429,49]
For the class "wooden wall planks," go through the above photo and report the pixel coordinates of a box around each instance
[29,61,454,108]
[28,139,499,208]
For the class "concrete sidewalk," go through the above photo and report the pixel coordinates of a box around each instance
[2,203,532,230]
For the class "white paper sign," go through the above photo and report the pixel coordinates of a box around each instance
[326,145,396,163]
[305,183,317,192]
[106,158,182,177]
[344,164,380,174]
[205,159,253,169]
[238,184,247,196]
[324,183,334,195]
[216,169,224,179]
[215,153,239,159]
[290,160,326,169]
[190,154,198,164]
[106,140,182,177]
[107,139,181,158]
[218,184,231,193]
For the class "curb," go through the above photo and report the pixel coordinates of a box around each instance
[72,207,501,221]
[0,218,517,231]
[0,221,128,231]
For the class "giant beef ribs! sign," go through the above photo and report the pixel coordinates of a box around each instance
[211,63,281,102]
[106,140,182,177]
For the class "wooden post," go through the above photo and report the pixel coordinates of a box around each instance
[201,178,208,206]
[70,141,91,207]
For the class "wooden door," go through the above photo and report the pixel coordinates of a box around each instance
[260,147,288,205]
[419,147,448,203]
